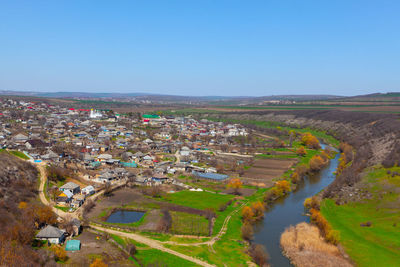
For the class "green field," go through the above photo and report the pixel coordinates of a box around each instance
[170,211,209,236]
[321,166,400,267]
[162,190,234,210]
[130,248,199,267]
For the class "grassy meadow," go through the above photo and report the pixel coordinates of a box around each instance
[321,166,400,267]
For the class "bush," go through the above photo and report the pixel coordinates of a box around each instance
[296,146,307,156]
[248,244,269,266]
[242,206,254,222]
[52,246,67,262]
[127,243,137,256]
[241,223,254,241]
[310,208,339,244]
[90,258,108,267]
[309,155,325,172]
[301,133,321,150]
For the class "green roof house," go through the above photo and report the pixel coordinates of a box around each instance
[65,240,81,251]
[143,114,160,119]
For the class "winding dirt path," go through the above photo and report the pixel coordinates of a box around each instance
[90,224,215,267]
[36,163,73,218]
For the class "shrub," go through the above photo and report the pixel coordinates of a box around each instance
[242,206,254,222]
[304,196,320,210]
[275,180,291,194]
[241,223,254,241]
[309,155,325,172]
[251,201,265,219]
[310,208,339,244]
[227,178,243,195]
[296,146,307,156]
[301,133,321,149]
[127,243,137,256]
[52,246,67,262]
[90,258,108,267]
[248,244,269,266]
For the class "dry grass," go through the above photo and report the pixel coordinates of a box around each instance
[280,222,353,267]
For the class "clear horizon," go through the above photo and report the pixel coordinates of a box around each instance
[1,1,399,96]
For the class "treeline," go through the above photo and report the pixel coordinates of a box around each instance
[304,197,339,245]
[240,201,269,266]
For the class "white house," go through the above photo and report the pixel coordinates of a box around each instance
[81,185,95,195]
[36,225,66,244]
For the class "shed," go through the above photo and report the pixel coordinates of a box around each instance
[65,240,81,251]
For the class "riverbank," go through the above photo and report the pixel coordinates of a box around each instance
[280,222,352,267]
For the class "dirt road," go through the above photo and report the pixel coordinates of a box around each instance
[90,224,214,267]
[36,163,76,218]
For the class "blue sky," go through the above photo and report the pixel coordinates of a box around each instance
[1,0,399,96]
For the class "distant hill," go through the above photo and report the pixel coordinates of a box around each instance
[0,90,344,103]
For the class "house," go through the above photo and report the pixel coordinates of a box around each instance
[42,150,59,161]
[59,182,80,194]
[71,195,85,208]
[13,133,28,143]
[25,139,48,150]
[151,173,168,184]
[56,190,73,205]
[98,153,112,162]
[81,185,95,195]
[36,225,66,244]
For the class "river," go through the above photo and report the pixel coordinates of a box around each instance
[253,146,340,267]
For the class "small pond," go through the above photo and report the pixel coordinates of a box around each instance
[106,210,145,224]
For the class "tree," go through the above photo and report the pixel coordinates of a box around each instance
[309,155,325,172]
[241,223,254,241]
[104,182,112,197]
[301,133,320,149]
[90,258,108,267]
[296,146,307,157]
[291,172,300,184]
[248,244,269,267]
[242,206,254,222]
[275,180,291,194]
[227,178,243,195]
[52,246,67,262]
[18,201,27,209]
[49,186,59,201]
[36,205,57,226]
[127,244,137,257]
[251,201,264,219]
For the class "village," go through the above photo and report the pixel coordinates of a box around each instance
[0,98,275,265]
[0,97,344,266]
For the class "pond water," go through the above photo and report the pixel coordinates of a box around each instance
[253,145,340,267]
[106,210,145,224]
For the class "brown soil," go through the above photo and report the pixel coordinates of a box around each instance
[66,229,131,266]
[280,222,353,267]
[242,158,297,187]
[222,187,256,196]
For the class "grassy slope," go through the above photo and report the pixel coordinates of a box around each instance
[9,150,30,159]
[321,166,400,267]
